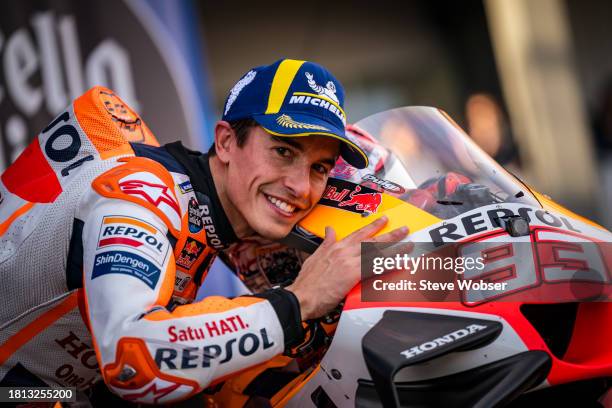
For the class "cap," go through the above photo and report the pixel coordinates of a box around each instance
[221,59,368,169]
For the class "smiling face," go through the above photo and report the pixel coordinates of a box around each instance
[213,123,340,240]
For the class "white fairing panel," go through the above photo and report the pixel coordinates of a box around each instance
[286,307,532,407]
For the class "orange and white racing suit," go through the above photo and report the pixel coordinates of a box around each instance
[0,87,304,405]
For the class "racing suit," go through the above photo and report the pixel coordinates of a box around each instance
[0,87,304,405]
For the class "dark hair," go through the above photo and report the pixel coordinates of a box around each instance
[208,118,259,156]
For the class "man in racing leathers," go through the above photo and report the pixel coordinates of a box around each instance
[0,59,407,405]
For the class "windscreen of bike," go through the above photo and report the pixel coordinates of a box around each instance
[330,106,541,219]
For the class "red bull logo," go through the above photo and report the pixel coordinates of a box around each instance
[176,238,205,270]
[339,186,382,214]
[184,240,201,256]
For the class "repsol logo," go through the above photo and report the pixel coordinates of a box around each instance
[101,225,164,252]
[429,206,581,247]
[154,328,274,370]
[400,324,488,359]
[200,203,223,249]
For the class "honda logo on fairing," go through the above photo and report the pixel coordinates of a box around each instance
[399,324,488,359]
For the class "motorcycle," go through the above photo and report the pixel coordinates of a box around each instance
[219,107,611,407]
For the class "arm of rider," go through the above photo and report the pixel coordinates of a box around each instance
[287,216,409,320]
[80,196,303,404]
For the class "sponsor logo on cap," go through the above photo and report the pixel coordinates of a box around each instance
[287,71,346,125]
[224,70,257,115]
[276,114,329,131]
[306,72,339,103]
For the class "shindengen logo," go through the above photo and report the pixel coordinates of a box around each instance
[400,323,488,359]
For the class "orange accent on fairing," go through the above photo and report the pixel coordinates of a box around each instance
[242,356,293,392]
[103,337,199,396]
[273,365,322,408]
[144,296,265,321]
[300,193,442,240]
[532,191,608,231]
[0,292,78,365]
[91,156,181,237]
[0,202,34,236]
[212,355,294,407]
[74,86,159,160]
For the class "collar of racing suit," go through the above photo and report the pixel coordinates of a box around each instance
[164,141,238,250]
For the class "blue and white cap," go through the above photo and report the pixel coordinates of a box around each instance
[222,59,368,169]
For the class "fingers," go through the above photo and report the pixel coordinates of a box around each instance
[370,225,410,243]
[321,226,337,247]
[347,216,389,242]
[362,226,411,262]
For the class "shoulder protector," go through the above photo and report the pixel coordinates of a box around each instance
[92,157,182,236]
[74,86,160,159]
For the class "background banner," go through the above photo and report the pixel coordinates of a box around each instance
[0,0,213,170]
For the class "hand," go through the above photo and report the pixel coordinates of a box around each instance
[286,216,409,320]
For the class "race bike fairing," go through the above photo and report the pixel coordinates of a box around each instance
[327,107,541,221]
[277,107,611,408]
